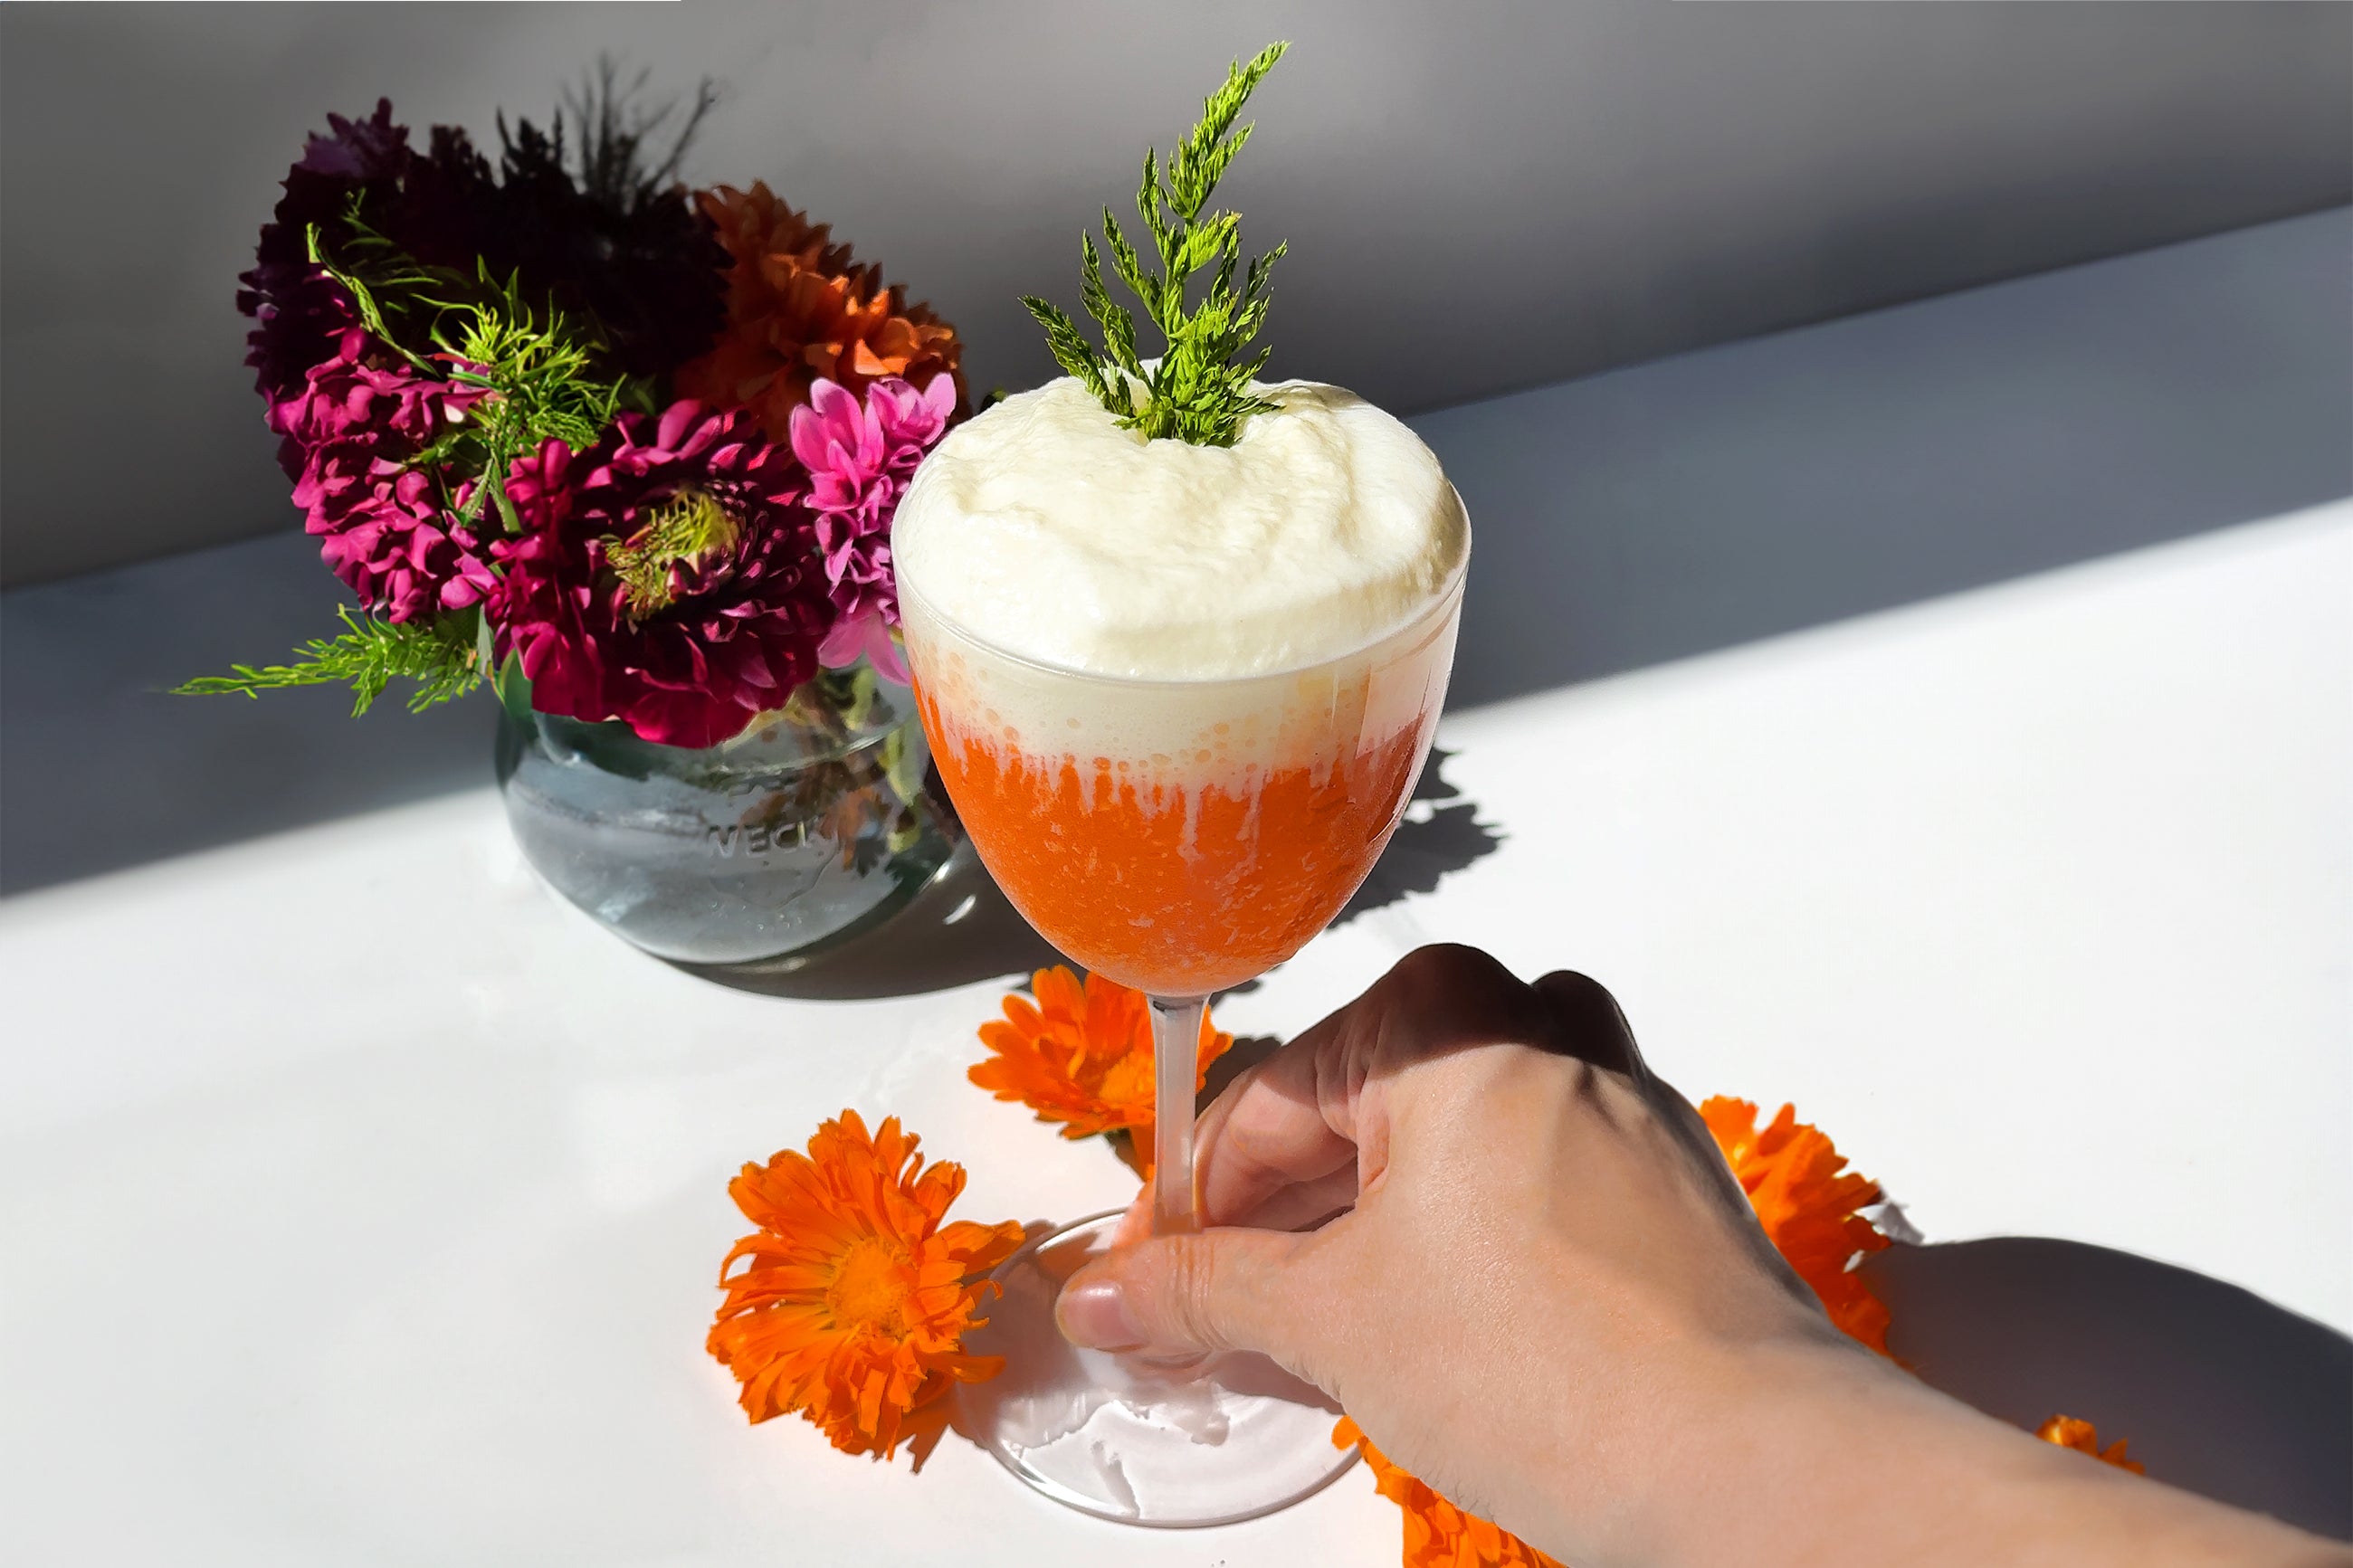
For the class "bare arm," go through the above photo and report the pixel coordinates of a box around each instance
[1055,946,2348,1568]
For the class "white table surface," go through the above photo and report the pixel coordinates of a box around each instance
[4,213,2348,1563]
[4,498,2346,1565]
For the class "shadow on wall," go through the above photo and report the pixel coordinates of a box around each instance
[1424,209,2353,708]
[1867,1237,2353,1542]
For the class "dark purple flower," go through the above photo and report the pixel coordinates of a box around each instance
[786,373,955,679]
[295,100,412,181]
[240,99,726,414]
[477,115,729,380]
[238,100,479,409]
[490,404,833,748]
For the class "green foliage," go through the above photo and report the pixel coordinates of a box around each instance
[306,215,629,533]
[1023,41,1291,447]
[436,271,626,531]
[176,606,485,717]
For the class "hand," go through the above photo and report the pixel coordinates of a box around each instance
[1055,946,2348,1568]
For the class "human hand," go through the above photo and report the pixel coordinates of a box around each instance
[1054,946,2347,1568]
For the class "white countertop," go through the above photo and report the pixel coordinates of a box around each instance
[4,214,2348,1563]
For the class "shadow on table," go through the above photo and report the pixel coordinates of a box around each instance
[674,843,1062,1002]
[1334,748,1502,927]
[687,748,1504,1003]
[1867,1237,2353,1541]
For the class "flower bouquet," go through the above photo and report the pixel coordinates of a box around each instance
[186,79,971,965]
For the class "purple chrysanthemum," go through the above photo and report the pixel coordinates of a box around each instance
[490,403,833,748]
[786,373,957,681]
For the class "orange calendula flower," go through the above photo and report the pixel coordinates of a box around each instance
[2037,1414,2146,1474]
[707,1109,1024,1467]
[1700,1097,1893,1354]
[676,182,966,443]
[1335,1418,1566,1568]
[969,965,1233,1175]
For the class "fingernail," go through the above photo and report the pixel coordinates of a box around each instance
[1057,1278,1145,1352]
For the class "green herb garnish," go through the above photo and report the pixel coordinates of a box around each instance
[1023,40,1291,447]
[176,605,485,716]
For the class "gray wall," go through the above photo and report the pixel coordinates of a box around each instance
[3,0,2347,586]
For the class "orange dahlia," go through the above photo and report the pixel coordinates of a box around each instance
[1335,1418,1566,1568]
[1700,1098,1893,1354]
[968,965,1233,1175]
[675,182,966,443]
[707,1109,1024,1466]
[2036,1414,2146,1474]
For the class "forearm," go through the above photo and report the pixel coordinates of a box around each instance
[1611,1338,2348,1568]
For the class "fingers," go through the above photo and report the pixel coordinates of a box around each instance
[1192,1036,1356,1226]
[1056,1226,1325,1364]
[1224,1166,1360,1233]
[1192,945,1569,1225]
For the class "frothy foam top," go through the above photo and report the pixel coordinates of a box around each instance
[891,376,1467,679]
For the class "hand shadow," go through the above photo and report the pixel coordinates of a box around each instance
[1865,1238,2352,1540]
[1333,747,1504,927]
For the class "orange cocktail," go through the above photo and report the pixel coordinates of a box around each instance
[900,576,1463,998]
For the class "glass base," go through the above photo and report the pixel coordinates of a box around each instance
[957,1212,1355,1527]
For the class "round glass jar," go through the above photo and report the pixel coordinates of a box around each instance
[494,662,959,967]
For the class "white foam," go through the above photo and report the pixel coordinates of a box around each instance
[892,376,1468,681]
[900,584,1461,791]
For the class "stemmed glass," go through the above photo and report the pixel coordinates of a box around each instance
[897,549,1464,1525]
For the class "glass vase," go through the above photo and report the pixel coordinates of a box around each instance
[493,661,959,968]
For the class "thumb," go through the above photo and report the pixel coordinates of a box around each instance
[1055,1227,1317,1363]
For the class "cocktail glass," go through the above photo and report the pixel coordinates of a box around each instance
[899,546,1464,1525]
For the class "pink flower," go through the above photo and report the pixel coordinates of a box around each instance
[313,468,500,619]
[275,327,491,622]
[817,603,910,685]
[490,403,834,749]
[787,373,956,659]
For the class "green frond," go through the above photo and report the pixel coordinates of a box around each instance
[1024,41,1291,446]
[1079,233,1143,375]
[1138,149,1176,271]
[1101,207,1161,333]
[177,607,485,717]
[1021,295,1115,407]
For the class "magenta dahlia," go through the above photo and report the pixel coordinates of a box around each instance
[786,373,956,681]
[490,403,833,748]
[276,326,492,622]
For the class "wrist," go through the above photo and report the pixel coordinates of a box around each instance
[1492,1328,1909,1568]
[1634,1332,1931,1568]
[1619,1331,2341,1568]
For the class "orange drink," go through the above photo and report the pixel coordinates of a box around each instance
[901,578,1462,997]
[893,43,1472,1529]
[891,375,1465,1525]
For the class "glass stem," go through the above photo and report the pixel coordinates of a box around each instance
[1148,993,1207,1236]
